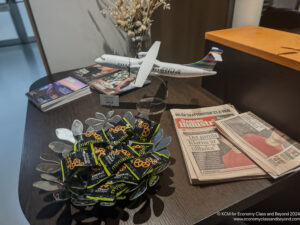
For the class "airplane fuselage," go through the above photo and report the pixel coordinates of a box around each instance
[96,55,216,78]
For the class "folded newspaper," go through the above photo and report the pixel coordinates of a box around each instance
[170,105,266,184]
[215,112,300,179]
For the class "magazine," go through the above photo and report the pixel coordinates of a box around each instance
[72,64,118,83]
[26,76,91,112]
[90,70,150,95]
[170,105,266,184]
[215,112,300,178]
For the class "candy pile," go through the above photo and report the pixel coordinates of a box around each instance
[33,111,171,207]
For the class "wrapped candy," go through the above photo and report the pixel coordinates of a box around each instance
[33,111,171,207]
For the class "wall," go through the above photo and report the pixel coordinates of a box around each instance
[27,0,128,74]
[27,0,229,73]
[273,0,298,9]
[151,0,229,64]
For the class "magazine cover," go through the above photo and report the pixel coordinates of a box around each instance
[27,76,87,105]
[72,64,118,83]
[90,70,150,95]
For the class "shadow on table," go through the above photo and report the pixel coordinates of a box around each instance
[114,78,202,123]
[36,158,176,225]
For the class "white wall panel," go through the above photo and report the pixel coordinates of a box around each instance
[29,0,127,73]
[232,0,264,28]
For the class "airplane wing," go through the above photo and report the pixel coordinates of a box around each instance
[134,41,161,87]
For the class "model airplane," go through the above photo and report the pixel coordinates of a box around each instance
[95,41,223,87]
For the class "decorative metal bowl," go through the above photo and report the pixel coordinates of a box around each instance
[33,111,171,207]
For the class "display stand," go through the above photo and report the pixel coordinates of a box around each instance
[136,76,168,116]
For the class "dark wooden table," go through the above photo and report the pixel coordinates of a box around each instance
[19,74,298,225]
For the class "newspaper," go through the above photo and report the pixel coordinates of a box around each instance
[215,112,300,178]
[170,105,266,184]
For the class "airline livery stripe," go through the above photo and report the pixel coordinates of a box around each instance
[201,58,215,62]
[199,59,217,63]
[193,62,216,65]
[211,49,223,53]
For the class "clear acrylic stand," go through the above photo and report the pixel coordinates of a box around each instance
[136,76,168,116]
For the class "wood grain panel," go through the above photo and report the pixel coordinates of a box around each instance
[151,0,230,64]
[205,26,300,71]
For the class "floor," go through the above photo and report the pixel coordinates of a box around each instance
[0,43,45,225]
[0,1,34,42]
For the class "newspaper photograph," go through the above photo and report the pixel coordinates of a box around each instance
[215,112,300,178]
[170,105,266,184]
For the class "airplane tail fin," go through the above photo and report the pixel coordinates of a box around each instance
[187,47,223,70]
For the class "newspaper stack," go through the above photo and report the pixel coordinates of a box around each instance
[215,112,300,179]
[170,105,266,184]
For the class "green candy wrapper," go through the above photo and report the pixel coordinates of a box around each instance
[105,118,133,145]
[77,130,109,148]
[125,151,169,181]
[97,145,140,174]
[133,116,160,142]
[129,141,153,155]
[34,111,171,207]
[61,144,100,182]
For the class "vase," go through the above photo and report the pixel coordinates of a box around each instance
[127,31,151,58]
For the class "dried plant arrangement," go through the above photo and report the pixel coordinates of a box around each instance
[103,0,171,50]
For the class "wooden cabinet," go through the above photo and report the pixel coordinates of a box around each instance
[203,26,300,141]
